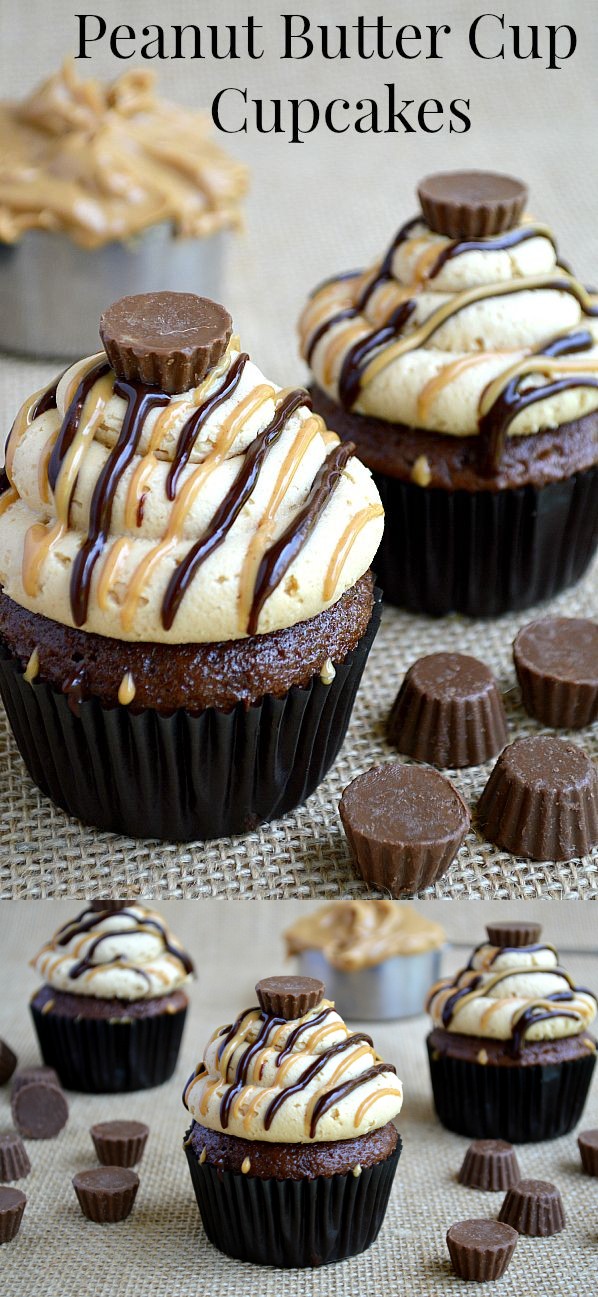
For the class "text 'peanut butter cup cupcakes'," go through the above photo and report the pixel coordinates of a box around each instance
[0,292,384,841]
[29,902,194,1093]
[426,922,597,1142]
[300,170,598,616]
[182,976,403,1267]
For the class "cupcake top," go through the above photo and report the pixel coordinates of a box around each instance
[0,292,383,643]
[427,923,597,1049]
[285,900,445,971]
[183,976,403,1143]
[31,902,194,1000]
[299,170,598,469]
[0,62,247,248]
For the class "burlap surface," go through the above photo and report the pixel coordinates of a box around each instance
[0,899,596,1296]
[0,0,596,899]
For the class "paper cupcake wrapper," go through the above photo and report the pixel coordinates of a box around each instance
[30,1001,187,1094]
[371,465,598,616]
[183,1131,401,1268]
[427,1039,596,1143]
[0,590,381,841]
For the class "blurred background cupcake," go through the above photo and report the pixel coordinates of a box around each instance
[0,61,248,358]
[285,900,445,1021]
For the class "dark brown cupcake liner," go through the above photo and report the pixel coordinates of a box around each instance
[427,1039,596,1143]
[72,1168,139,1223]
[388,653,507,768]
[183,1127,401,1267]
[446,1219,518,1282]
[0,1134,31,1182]
[478,736,598,861]
[30,1000,187,1094]
[0,1187,26,1244]
[369,465,598,617]
[0,591,381,841]
[498,1179,565,1236]
[457,1140,521,1192]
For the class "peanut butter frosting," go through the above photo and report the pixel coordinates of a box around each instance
[184,994,403,1143]
[0,316,383,644]
[427,938,597,1049]
[300,192,598,470]
[0,63,247,249]
[32,903,194,1001]
[285,901,445,972]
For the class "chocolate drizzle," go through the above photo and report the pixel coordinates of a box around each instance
[166,352,249,500]
[308,1063,396,1138]
[1,374,61,496]
[263,1034,382,1136]
[162,388,311,631]
[47,361,110,494]
[54,906,194,977]
[69,379,170,625]
[424,223,557,283]
[248,441,355,636]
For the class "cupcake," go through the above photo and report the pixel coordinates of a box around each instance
[284,899,445,1020]
[299,170,598,616]
[182,975,403,1267]
[0,61,248,358]
[30,901,194,1092]
[426,921,597,1143]
[0,291,383,841]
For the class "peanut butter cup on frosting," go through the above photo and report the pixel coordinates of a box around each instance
[182,977,403,1266]
[426,922,597,1142]
[300,171,598,615]
[29,902,194,1093]
[0,293,383,840]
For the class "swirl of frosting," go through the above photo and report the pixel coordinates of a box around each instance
[31,903,194,1000]
[427,938,597,1050]
[300,201,598,469]
[285,900,445,972]
[0,62,247,248]
[0,334,383,643]
[183,997,403,1142]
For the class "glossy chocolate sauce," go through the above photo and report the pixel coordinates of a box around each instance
[308,1062,396,1139]
[55,909,194,976]
[424,223,557,282]
[47,361,110,494]
[166,352,249,501]
[263,1035,383,1135]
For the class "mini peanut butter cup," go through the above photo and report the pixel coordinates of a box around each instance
[458,1140,521,1193]
[478,736,598,861]
[0,1133,31,1183]
[100,292,232,393]
[339,762,470,896]
[72,1167,139,1223]
[514,617,598,729]
[256,976,324,1020]
[91,1121,149,1169]
[578,1129,598,1177]
[89,900,131,913]
[485,921,542,949]
[388,652,507,768]
[11,1067,61,1096]
[418,170,528,238]
[446,1219,518,1282]
[498,1179,565,1236]
[11,1081,68,1140]
[0,1039,17,1086]
[0,1187,26,1245]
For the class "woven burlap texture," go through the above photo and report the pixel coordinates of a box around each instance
[0,899,596,1297]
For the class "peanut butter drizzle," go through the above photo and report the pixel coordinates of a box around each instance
[0,486,17,516]
[97,537,131,611]
[479,352,598,417]
[323,321,368,388]
[119,384,274,633]
[355,1087,400,1126]
[38,429,59,505]
[52,369,115,524]
[5,378,59,481]
[124,455,156,530]
[22,520,66,597]
[323,504,383,601]
[23,646,40,683]
[118,671,136,706]
[417,353,496,423]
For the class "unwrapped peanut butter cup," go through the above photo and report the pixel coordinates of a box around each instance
[89,900,131,913]
[388,652,507,768]
[0,1133,31,1183]
[478,736,598,861]
[0,1187,26,1245]
[12,1067,60,1096]
[498,1179,565,1237]
[91,1121,149,1169]
[100,292,232,393]
[578,1129,598,1177]
[72,1167,139,1223]
[11,1081,68,1140]
[256,976,324,1021]
[514,617,598,729]
[0,1039,17,1086]
[418,170,528,239]
[485,921,542,949]
[339,762,470,896]
[446,1219,518,1282]
[458,1140,521,1193]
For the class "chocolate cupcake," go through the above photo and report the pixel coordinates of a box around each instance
[182,975,403,1267]
[29,902,194,1092]
[0,291,383,841]
[426,923,597,1143]
[300,170,598,616]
